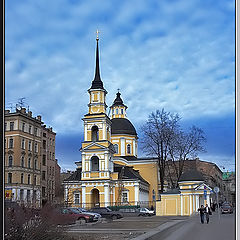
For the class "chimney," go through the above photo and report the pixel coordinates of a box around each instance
[37,115,42,121]
[5,110,10,114]
[28,111,32,117]
[20,108,26,114]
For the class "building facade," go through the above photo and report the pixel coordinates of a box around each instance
[5,108,60,207]
[5,108,42,207]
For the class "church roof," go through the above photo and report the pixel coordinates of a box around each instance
[111,118,137,136]
[179,169,204,182]
[111,92,127,108]
[90,38,104,90]
[114,164,149,184]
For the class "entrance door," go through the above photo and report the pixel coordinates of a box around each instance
[199,195,204,207]
[91,189,100,207]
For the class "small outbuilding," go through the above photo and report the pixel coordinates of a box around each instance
[156,170,212,216]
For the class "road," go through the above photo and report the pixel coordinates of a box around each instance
[148,211,235,240]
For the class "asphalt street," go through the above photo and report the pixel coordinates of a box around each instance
[148,211,235,240]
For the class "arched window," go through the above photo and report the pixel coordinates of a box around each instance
[34,159,37,169]
[91,126,99,142]
[114,144,119,154]
[91,156,99,171]
[21,173,24,184]
[28,158,31,168]
[21,156,24,168]
[8,156,13,167]
[34,175,37,185]
[127,144,131,154]
[121,109,123,114]
[28,174,30,184]
[116,109,118,114]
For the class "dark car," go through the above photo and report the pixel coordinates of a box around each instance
[57,208,95,224]
[221,203,233,214]
[89,207,123,220]
[69,207,101,222]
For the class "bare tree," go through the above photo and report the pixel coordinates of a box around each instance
[140,109,180,192]
[167,126,206,187]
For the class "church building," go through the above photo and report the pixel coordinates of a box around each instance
[63,36,160,209]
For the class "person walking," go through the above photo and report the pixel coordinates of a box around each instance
[205,204,212,224]
[198,205,205,224]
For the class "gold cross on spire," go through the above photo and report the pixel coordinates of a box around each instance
[96,29,100,40]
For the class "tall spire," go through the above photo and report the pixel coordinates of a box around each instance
[91,31,104,89]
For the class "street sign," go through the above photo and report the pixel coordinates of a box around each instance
[214,187,219,193]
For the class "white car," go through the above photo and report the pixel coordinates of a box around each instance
[138,208,155,216]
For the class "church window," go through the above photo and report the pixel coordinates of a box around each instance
[114,144,119,154]
[121,109,123,114]
[122,190,129,203]
[74,193,80,204]
[91,156,99,171]
[112,109,114,114]
[116,109,118,114]
[91,126,99,142]
[127,144,131,154]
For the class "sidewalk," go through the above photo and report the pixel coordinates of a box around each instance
[148,211,235,240]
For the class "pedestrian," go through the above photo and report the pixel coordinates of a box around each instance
[205,204,212,224]
[198,205,205,224]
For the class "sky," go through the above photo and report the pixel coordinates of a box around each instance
[5,0,235,172]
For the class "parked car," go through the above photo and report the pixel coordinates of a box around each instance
[59,208,95,224]
[69,207,101,222]
[118,208,141,217]
[221,203,233,214]
[89,207,123,220]
[138,208,155,216]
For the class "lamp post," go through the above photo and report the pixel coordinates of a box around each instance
[214,187,220,221]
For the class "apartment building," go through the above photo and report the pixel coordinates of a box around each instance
[5,108,42,207]
[5,107,61,207]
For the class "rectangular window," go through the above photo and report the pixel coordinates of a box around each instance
[28,174,31,184]
[21,139,25,149]
[42,171,46,180]
[43,132,46,137]
[8,173,12,184]
[34,143,38,153]
[29,125,32,134]
[10,122,14,131]
[20,189,24,201]
[34,159,37,169]
[5,122,7,130]
[22,122,25,132]
[28,140,32,151]
[122,192,128,203]
[21,173,24,184]
[43,140,46,149]
[27,190,30,202]
[9,138,13,148]
[34,128,37,136]
[50,166,52,175]
[75,193,80,204]
[28,158,31,168]
[42,187,46,198]
[42,155,46,166]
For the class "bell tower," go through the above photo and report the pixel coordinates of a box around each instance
[81,34,115,182]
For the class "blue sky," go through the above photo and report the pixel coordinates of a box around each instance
[5,0,235,171]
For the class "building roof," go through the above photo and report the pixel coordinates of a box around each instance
[179,169,204,182]
[111,118,137,136]
[64,168,82,181]
[111,92,127,108]
[161,188,181,194]
[90,38,104,90]
[114,164,149,184]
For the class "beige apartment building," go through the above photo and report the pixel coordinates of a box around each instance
[5,107,60,207]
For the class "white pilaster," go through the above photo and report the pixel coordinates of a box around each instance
[12,189,16,201]
[82,186,86,208]
[121,138,125,155]
[64,186,68,202]
[103,122,106,140]
[84,124,87,141]
[207,194,210,206]
[196,195,199,209]
[193,195,195,212]
[134,184,139,205]
[104,184,110,207]
[82,154,86,172]
[180,194,183,216]
[133,140,136,156]
[189,194,192,215]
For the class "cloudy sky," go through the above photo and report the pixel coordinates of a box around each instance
[5,0,235,171]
